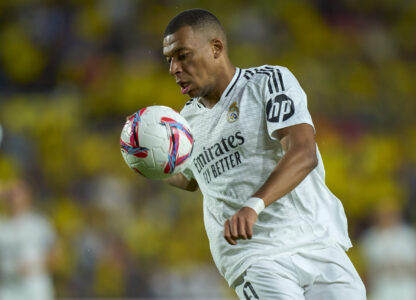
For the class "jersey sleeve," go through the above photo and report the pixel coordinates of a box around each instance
[262,66,314,140]
[181,167,194,181]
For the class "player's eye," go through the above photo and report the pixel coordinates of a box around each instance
[166,57,172,64]
[178,52,190,61]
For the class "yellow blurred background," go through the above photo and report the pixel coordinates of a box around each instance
[0,0,415,299]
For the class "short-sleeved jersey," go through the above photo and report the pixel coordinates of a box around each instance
[360,224,416,300]
[180,65,352,287]
[0,212,55,300]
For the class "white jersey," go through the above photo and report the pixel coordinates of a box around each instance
[360,224,416,300]
[0,212,55,300]
[180,65,352,287]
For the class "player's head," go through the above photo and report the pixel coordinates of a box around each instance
[1,180,32,216]
[163,9,232,99]
[373,196,402,229]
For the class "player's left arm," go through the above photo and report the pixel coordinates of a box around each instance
[255,124,317,205]
[224,123,317,245]
[164,173,199,192]
[224,66,319,245]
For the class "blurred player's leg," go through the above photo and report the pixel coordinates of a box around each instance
[234,259,305,300]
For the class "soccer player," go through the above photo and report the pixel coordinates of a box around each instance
[360,199,416,300]
[0,181,56,300]
[162,9,366,299]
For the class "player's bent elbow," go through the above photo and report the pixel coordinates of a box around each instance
[164,174,199,192]
[304,148,318,171]
[187,185,199,192]
[185,179,199,192]
[310,155,318,170]
[295,144,318,173]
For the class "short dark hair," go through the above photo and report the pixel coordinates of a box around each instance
[164,9,225,38]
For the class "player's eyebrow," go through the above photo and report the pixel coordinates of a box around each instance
[163,47,189,58]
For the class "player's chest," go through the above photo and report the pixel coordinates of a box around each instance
[189,97,263,148]
[186,97,264,183]
[0,222,40,250]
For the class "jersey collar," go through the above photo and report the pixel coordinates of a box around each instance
[196,67,241,110]
[223,67,241,98]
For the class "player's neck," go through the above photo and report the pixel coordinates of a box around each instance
[9,207,30,218]
[200,64,236,109]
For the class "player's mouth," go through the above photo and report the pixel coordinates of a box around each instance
[177,81,191,95]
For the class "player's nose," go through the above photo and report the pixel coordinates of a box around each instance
[169,58,182,76]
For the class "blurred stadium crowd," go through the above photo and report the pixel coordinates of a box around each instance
[0,0,415,299]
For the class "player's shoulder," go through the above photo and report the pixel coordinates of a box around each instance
[399,224,416,239]
[24,212,51,227]
[241,64,291,93]
[242,64,289,79]
[242,64,292,84]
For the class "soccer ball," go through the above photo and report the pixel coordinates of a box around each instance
[120,106,194,179]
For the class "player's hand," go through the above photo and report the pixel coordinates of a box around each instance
[224,207,258,245]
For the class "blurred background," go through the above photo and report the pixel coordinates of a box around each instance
[0,0,415,299]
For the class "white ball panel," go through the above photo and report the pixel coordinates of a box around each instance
[120,105,194,179]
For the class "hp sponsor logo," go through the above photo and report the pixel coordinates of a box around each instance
[266,94,295,123]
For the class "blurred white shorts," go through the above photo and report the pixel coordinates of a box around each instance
[234,244,366,300]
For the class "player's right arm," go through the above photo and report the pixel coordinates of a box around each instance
[164,173,199,192]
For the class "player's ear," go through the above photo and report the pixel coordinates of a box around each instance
[211,38,224,58]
